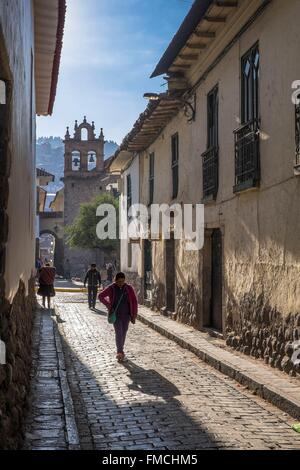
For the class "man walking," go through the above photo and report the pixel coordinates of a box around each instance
[106,262,113,284]
[84,263,102,309]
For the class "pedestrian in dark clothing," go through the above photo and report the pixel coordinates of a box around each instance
[106,262,113,283]
[65,258,71,280]
[99,272,138,362]
[84,263,102,309]
[37,263,56,309]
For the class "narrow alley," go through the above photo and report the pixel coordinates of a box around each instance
[23,293,300,451]
[1,0,300,457]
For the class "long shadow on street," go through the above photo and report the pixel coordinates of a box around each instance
[56,303,219,450]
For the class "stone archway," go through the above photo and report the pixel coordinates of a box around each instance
[40,229,64,275]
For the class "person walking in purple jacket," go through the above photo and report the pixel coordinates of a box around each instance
[99,272,138,362]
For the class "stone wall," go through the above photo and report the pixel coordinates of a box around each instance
[176,280,201,329]
[0,278,36,449]
[226,291,300,376]
[123,272,143,304]
[150,281,165,312]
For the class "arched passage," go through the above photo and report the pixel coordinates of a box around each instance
[39,230,64,275]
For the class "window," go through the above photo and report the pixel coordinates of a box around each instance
[202,86,219,201]
[234,43,260,192]
[207,86,219,148]
[171,133,179,199]
[81,128,88,141]
[241,43,260,125]
[149,152,155,205]
[127,174,132,217]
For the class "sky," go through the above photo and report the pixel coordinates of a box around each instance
[37,0,193,144]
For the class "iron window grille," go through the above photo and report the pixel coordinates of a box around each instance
[234,119,260,192]
[234,43,260,192]
[171,133,179,200]
[202,86,219,201]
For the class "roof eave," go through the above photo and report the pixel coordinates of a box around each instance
[108,151,134,174]
[34,0,66,116]
[151,0,214,78]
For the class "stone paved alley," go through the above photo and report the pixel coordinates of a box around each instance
[23,293,300,450]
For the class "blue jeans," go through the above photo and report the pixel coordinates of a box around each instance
[88,286,98,308]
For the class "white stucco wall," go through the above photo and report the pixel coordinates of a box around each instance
[120,155,141,273]
[138,0,300,318]
[0,0,36,301]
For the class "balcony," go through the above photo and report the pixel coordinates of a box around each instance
[201,146,218,202]
[233,119,260,193]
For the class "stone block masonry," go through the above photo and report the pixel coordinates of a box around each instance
[226,292,300,377]
[0,278,36,449]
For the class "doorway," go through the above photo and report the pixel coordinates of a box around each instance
[203,228,223,332]
[211,228,222,331]
[165,234,176,312]
[144,239,152,301]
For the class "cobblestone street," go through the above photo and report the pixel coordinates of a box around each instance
[24,293,300,450]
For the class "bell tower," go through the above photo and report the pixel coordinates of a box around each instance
[63,117,108,276]
[64,116,105,175]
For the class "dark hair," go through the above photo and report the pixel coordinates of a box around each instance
[115,272,125,280]
[91,263,96,268]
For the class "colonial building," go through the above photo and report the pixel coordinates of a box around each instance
[109,151,143,301]
[0,0,66,448]
[63,118,119,277]
[110,0,300,376]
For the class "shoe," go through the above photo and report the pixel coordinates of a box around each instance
[117,352,125,363]
[116,353,124,362]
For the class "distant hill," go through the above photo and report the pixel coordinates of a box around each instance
[36,137,119,192]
